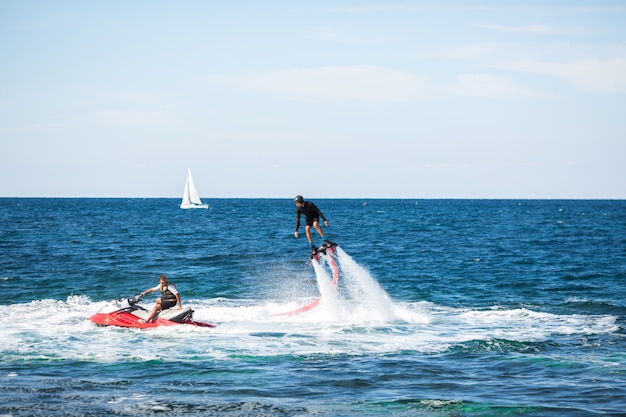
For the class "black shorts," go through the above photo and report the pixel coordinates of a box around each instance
[305,217,319,227]
[161,299,177,309]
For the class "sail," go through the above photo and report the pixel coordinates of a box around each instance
[180,169,208,209]
[187,169,202,205]
[181,177,191,207]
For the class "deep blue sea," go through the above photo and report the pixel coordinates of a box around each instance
[1,198,625,416]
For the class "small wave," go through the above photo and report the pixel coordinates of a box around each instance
[452,338,558,354]
[565,297,626,315]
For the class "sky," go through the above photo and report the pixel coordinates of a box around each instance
[1,1,625,199]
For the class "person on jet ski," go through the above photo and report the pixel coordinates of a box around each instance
[139,274,182,323]
[293,195,330,255]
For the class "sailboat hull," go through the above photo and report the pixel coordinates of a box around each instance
[180,203,209,209]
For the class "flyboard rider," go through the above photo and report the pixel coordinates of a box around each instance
[293,195,331,256]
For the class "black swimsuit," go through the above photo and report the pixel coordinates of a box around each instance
[295,202,327,230]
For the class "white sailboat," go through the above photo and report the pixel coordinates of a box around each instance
[180,168,209,209]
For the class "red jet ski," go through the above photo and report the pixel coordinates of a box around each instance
[89,295,215,329]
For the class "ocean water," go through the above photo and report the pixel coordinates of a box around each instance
[1,198,625,416]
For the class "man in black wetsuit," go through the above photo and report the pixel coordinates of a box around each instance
[293,195,329,255]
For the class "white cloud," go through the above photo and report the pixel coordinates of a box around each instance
[474,22,565,34]
[92,110,175,128]
[424,162,455,169]
[448,73,545,99]
[224,66,426,103]
[304,27,383,44]
[430,43,501,60]
[500,58,626,93]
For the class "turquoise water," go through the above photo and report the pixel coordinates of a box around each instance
[1,198,625,416]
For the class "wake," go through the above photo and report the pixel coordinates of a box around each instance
[275,245,398,321]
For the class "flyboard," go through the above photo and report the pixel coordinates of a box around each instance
[274,241,338,317]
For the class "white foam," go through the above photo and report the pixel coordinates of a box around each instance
[335,247,396,321]
[312,256,340,319]
[0,254,620,363]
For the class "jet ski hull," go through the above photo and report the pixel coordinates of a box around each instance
[89,296,215,329]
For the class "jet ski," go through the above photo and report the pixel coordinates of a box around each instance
[89,295,215,328]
